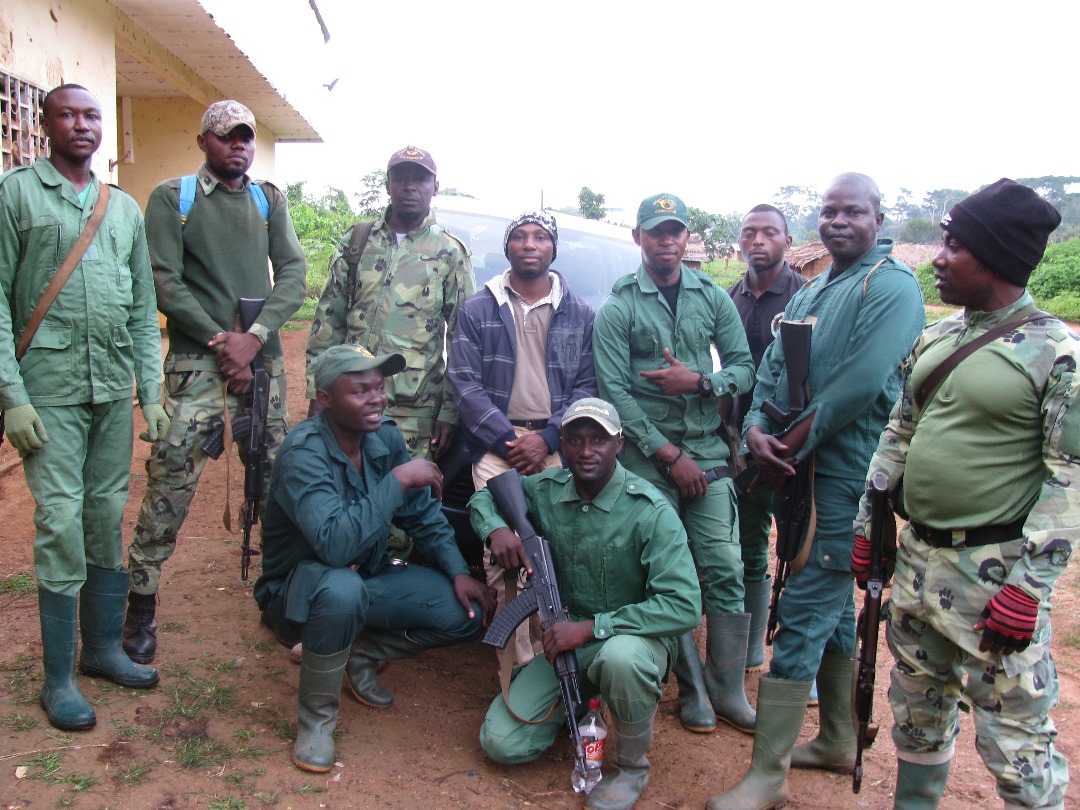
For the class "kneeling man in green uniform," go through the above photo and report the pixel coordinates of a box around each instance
[471,398,700,810]
[255,345,495,772]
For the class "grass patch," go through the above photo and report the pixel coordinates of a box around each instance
[2,711,38,731]
[209,797,249,810]
[174,735,232,769]
[0,571,34,597]
[114,761,153,787]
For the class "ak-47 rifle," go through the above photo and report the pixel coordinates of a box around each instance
[481,469,593,794]
[759,320,815,644]
[853,471,890,793]
[201,297,270,581]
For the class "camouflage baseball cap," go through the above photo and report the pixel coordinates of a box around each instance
[200,100,257,137]
[314,345,406,391]
[636,193,689,231]
[387,145,437,175]
[561,398,622,436]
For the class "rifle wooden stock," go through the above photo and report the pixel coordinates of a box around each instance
[852,471,890,794]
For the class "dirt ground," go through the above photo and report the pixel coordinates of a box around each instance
[0,325,1077,810]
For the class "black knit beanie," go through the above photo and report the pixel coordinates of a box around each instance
[940,178,1061,286]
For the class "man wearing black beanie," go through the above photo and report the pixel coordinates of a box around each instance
[852,179,1077,809]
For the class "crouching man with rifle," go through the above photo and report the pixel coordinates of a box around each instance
[471,399,700,810]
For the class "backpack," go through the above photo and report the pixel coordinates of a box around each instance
[178,174,269,228]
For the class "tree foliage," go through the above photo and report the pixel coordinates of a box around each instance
[355,170,387,219]
[687,206,738,255]
[578,186,607,220]
[286,181,360,298]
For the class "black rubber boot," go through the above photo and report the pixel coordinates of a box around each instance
[122,590,158,664]
[344,630,422,708]
[38,587,96,731]
[80,566,159,688]
[743,577,771,672]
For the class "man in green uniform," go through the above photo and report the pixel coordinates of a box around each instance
[707,173,924,809]
[472,398,700,810]
[256,344,495,773]
[853,179,1076,809]
[123,100,307,663]
[0,85,165,730]
[593,193,757,735]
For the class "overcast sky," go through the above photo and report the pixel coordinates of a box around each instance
[202,0,1078,222]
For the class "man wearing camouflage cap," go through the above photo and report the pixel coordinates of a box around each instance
[851,179,1075,809]
[256,345,495,773]
[593,193,757,737]
[123,100,307,663]
[448,210,597,679]
[306,146,474,561]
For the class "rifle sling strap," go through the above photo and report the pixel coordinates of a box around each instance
[345,220,376,294]
[498,646,561,726]
[914,311,1048,411]
[16,183,111,360]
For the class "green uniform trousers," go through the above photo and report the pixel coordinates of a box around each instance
[737,483,773,583]
[621,442,743,614]
[480,634,669,765]
[23,399,132,595]
[127,366,287,594]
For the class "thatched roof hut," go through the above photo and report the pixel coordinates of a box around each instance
[785,241,940,278]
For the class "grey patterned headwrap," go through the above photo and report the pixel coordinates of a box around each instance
[503,210,558,261]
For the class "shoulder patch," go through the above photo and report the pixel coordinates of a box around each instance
[439,225,470,255]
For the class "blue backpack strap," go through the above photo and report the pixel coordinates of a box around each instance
[248,182,270,225]
[178,174,197,227]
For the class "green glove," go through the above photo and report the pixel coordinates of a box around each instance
[139,404,171,442]
[6,403,48,455]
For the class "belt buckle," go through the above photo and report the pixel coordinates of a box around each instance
[388,558,408,567]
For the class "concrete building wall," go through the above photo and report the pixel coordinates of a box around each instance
[1,0,119,181]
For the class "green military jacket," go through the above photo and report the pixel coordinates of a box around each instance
[468,463,701,664]
[146,165,307,369]
[744,240,925,477]
[305,207,474,422]
[593,265,754,462]
[0,160,161,409]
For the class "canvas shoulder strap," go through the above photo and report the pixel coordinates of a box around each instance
[344,220,376,294]
[914,311,1048,410]
[16,183,111,359]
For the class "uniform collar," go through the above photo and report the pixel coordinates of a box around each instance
[962,290,1039,329]
[195,163,253,195]
[379,205,437,237]
[33,158,98,208]
[556,462,627,513]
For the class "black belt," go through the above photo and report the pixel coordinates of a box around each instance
[910,516,1027,549]
[510,419,549,430]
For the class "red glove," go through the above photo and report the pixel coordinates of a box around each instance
[977,585,1039,655]
[850,534,871,589]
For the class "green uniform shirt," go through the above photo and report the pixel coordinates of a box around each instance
[858,292,1080,607]
[744,240,925,477]
[0,159,161,409]
[146,165,307,368]
[305,208,474,422]
[468,463,701,663]
[593,265,754,461]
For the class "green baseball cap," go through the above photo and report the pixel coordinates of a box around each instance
[314,345,406,391]
[636,193,689,230]
[561,398,622,436]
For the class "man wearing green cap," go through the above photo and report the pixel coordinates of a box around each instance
[256,344,495,773]
[472,397,700,810]
[593,193,756,737]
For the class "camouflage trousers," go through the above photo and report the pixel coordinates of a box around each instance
[126,362,288,595]
[886,524,1068,808]
[384,404,438,559]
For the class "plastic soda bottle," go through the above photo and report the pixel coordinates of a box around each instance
[572,696,606,794]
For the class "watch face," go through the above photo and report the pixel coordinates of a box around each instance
[700,374,712,393]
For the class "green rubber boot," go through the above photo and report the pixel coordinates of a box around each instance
[743,577,771,673]
[703,612,756,733]
[344,630,422,708]
[672,630,716,733]
[791,652,855,773]
[705,676,813,810]
[38,587,96,731]
[894,759,950,809]
[293,646,350,772]
[79,566,159,689]
[584,710,655,810]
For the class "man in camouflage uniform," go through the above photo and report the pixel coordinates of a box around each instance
[853,179,1076,809]
[123,100,307,664]
[306,145,474,559]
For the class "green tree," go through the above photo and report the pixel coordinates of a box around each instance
[771,185,821,243]
[578,186,607,220]
[898,217,937,244]
[355,170,387,218]
[286,181,360,299]
[687,206,738,255]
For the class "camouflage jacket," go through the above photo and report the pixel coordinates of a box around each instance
[305,207,473,423]
[856,292,1080,607]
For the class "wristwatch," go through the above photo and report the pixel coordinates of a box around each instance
[697,371,713,396]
